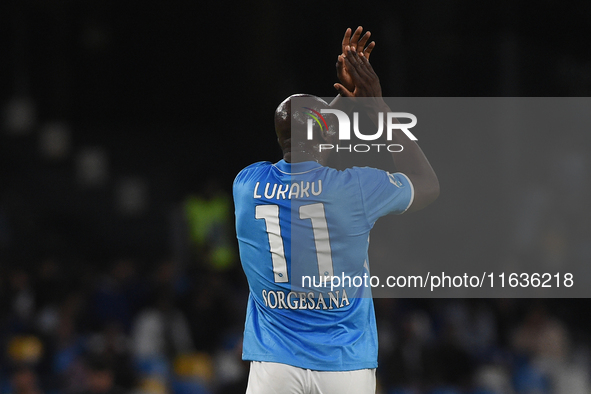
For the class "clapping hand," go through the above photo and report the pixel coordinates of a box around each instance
[336,27,375,93]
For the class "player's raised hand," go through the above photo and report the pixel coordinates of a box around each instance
[334,45,382,98]
[337,26,376,92]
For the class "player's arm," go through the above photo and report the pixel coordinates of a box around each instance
[330,26,375,113]
[335,47,439,213]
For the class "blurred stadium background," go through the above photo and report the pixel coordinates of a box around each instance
[1,1,591,393]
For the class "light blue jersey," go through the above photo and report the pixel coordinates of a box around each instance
[233,160,413,371]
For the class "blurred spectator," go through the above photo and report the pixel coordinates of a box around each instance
[473,364,514,394]
[7,270,36,332]
[171,353,214,394]
[86,322,135,391]
[187,273,234,354]
[212,333,248,393]
[51,295,86,393]
[7,336,43,366]
[8,367,42,394]
[35,259,65,336]
[512,304,569,363]
[184,181,235,272]
[75,357,124,394]
[89,260,146,332]
[131,290,193,361]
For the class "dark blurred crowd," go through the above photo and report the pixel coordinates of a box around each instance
[0,256,250,394]
[2,253,591,394]
[375,298,591,394]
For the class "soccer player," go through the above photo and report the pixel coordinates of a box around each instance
[233,27,439,394]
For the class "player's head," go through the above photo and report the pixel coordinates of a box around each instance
[275,94,336,163]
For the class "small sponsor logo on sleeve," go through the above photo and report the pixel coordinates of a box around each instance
[387,172,403,188]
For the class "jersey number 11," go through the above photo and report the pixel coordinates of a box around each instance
[255,203,334,283]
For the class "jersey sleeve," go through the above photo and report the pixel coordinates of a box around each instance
[353,167,414,224]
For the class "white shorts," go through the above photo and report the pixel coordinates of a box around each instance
[245,361,376,394]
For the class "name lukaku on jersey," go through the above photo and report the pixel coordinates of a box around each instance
[262,289,350,310]
[254,181,323,200]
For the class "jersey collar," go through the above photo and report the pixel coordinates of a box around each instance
[273,160,323,175]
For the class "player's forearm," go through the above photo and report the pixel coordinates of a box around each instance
[366,102,440,210]
[388,125,436,180]
[391,132,439,210]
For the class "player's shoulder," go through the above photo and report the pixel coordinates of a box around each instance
[297,166,385,187]
[341,166,386,181]
[234,161,273,184]
[347,166,385,174]
[342,166,411,188]
[238,161,273,173]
